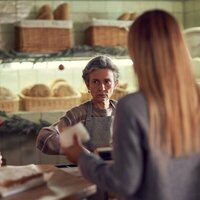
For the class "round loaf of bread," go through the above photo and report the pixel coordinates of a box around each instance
[0,87,15,100]
[130,12,137,20]
[53,3,69,20]
[29,84,51,97]
[117,13,131,20]
[37,12,54,20]
[50,78,67,89]
[36,5,53,20]
[21,85,33,96]
[51,82,78,97]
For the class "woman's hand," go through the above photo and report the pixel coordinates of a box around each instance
[62,134,90,165]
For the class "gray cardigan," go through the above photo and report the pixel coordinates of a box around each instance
[78,91,200,200]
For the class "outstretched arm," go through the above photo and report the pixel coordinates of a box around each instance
[36,123,63,155]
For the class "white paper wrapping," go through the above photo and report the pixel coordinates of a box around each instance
[87,18,133,30]
[0,164,46,197]
[60,122,90,148]
[15,20,73,29]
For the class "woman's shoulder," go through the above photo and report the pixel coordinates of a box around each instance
[119,91,145,104]
[117,91,147,114]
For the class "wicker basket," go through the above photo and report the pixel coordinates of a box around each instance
[0,98,19,112]
[15,20,73,53]
[85,19,132,47]
[80,92,91,103]
[19,94,81,112]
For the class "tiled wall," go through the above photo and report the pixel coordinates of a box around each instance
[0,0,183,99]
[0,58,136,96]
[184,0,200,28]
[0,0,183,50]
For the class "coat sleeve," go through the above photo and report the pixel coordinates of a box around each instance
[79,96,145,198]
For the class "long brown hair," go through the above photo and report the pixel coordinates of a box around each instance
[128,10,200,156]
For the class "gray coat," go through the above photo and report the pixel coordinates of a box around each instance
[79,91,200,200]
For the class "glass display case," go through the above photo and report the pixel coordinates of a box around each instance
[0,57,138,166]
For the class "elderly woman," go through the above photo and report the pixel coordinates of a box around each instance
[36,55,119,154]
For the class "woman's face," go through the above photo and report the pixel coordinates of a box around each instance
[87,69,118,103]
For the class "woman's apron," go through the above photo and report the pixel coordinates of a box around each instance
[84,101,115,151]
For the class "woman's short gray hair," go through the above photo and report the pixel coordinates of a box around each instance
[82,55,119,84]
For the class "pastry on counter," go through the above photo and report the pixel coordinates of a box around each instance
[0,164,47,198]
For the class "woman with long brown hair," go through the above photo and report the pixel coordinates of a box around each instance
[128,9,200,157]
[62,10,200,200]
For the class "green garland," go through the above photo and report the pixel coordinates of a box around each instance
[0,111,51,151]
[0,45,128,64]
[0,111,50,136]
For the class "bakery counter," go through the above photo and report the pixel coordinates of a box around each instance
[1,134,68,166]
[0,110,70,166]
[0,165,96,200]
